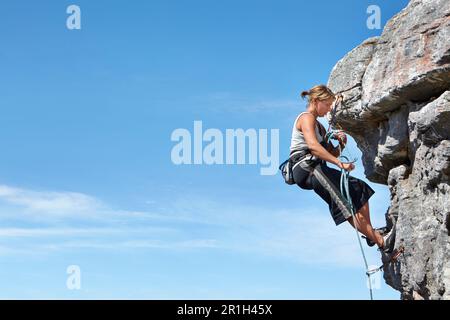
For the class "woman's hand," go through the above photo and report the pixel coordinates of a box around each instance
[334,130,347,146]
[332,94,344,109]
[338,161,355,172]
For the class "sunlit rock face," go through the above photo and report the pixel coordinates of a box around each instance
[327,0,450,300]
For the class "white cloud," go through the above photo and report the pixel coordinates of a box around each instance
[0,183,382,269]
[0,185,102,215]
[194,92,302,113]
[0,226,176,238]
[143,195,381,268]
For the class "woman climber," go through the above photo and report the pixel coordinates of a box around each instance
[290,84,396,254]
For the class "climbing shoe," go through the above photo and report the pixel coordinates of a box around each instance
[362,227,389,247]
[379,223,396,254]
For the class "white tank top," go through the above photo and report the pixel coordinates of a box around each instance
[290,112,325,154]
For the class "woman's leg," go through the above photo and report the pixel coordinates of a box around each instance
[347,201,384,247]
[307,163,382,244]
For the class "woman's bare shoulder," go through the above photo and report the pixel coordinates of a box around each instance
[296,112,316,131]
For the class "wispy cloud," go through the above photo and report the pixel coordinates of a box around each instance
[0,183,380,268]
[0,185,102,215]
[192,92,302,113]
[0,226,175,238]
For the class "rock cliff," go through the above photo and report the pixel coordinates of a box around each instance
[327,0,450,299]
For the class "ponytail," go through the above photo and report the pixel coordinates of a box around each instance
[300,91,310,99]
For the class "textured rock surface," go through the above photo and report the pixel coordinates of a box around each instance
[327,0,450,299]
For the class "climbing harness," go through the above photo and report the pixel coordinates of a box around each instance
[279,118,328,184]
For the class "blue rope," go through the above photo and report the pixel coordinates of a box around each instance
[327,129,380,300]
[341,168,374,300]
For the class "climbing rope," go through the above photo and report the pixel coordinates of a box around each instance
[341,167,378,300]
[327,98,382,300]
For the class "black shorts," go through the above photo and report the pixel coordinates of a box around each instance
[292,160,375,226]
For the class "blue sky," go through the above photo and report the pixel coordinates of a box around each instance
[0,0,410,299]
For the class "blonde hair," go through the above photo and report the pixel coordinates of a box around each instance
[301,85,335,105]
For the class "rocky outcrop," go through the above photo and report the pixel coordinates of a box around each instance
[327,0,450,299]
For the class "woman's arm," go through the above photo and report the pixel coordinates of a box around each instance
[326,143,341,157]
[299,114,341,167]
